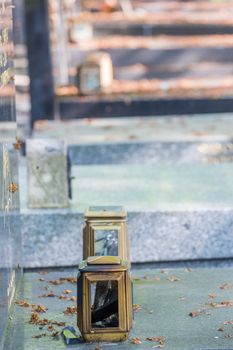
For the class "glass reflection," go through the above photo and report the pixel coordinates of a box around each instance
[91,280,119,328]
[94,229,118,256]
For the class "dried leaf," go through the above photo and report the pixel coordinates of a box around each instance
[146,336,165,346]
[33,333,47,339]
[63,289,72,295]
[32,305,48,313]
[224,320,233,325]
[189,310,201,318]
[64,306,77,315]
[218,327,224,332]
[208,293,218,299]
[131,337,142,344]
[15,300,31,308]
[48,279,65,286]
[133,304,142,312]
[219,283,232,290]
[167,276,180,282]
[38,278,45,282]
[225,334,233,338]
[208,300,233,308]
[8,183,18,193]
[48,325,55,332]
[39,293,55,298]
[13,138,22,151]
[51,321,66,327]
[51,331,60,338]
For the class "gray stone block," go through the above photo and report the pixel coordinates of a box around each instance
[21,210,233,268]
[26,139,69,208]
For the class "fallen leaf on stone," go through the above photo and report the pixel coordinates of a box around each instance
[48,279,65,286]
[225,334,233,338]
[51,331,60,338]
[13,138,22,151]
[218,327,224,332]
[146,336,165,346]
[208,293,218,299]
[15,300,31,308]
[59,295,76,301]
[131,337,142,344]
[38,278,45,282]
[63,289,72,295]
[185,268,193,272]
[208,300,233,308]
[33,305,48,313]
[189,310,201,318]
[49,277,77,285]
[51,321,66,327]
[60,277,77,284]
[219,283,232,290]
[64,306,77,315]
[33,333,47,339]
[133,304,142,312]
[39,293,56,298]
[29,313,41,324]
[8,182,18,193]
[224,320,233,325]
[167,276,180,282]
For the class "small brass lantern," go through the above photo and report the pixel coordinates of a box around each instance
[83,206,130,261]
[77,52,113,95]
[77,256,132,342]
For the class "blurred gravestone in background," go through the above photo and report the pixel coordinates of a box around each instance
[0,1,21,349]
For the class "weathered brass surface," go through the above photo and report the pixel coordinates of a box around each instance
[77,258,132,342]
[83,206,130,262]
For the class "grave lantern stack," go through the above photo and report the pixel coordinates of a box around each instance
[77,206,132,342]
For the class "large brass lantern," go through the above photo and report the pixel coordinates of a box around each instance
[77,256,133,342]
[83,206,130,261]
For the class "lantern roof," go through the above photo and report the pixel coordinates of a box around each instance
[79,256,129,272]
[85,206,127,220]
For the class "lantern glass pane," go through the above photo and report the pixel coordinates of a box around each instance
[94,229,118,256]
[91,280,119,328]
[81,67,100,92]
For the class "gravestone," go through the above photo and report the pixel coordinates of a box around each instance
[0,1,21,349]
[27,139,69,208]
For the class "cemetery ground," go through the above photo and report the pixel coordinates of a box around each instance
[6,267,233,350]
[8,1,233,349]
[9,112,233,350]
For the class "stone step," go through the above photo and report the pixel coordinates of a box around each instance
[6,266,233,350]
[20,162,233,267]
[33,115,233,165]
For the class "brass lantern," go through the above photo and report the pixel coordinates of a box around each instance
[83,206,130,262]
[77,52,113,95]
[77,256,132,342]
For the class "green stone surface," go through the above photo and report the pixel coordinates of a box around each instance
[20,161,233,212]
[70,163,233,211]
[6,267,233,350]
[33,114,233,145]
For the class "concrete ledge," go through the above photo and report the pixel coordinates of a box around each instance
[21,210,233,268]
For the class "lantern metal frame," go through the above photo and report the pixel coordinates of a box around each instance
[83,206,130,262]
[77,256,133,342]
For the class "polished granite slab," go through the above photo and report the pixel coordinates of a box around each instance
[19,161,233,267]
[5,266,233,350]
